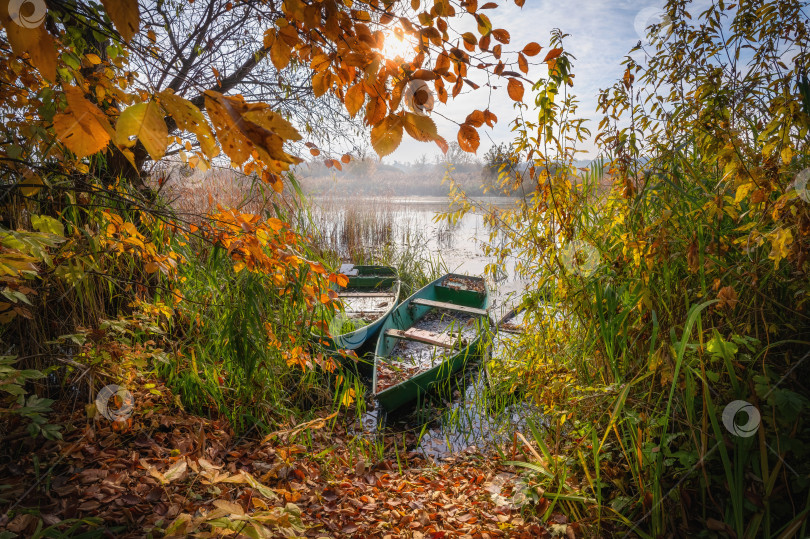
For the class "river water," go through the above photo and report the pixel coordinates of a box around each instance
[311,195,531,310]
[312,195,542,459]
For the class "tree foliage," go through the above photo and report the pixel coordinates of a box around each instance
[0,0,537,441]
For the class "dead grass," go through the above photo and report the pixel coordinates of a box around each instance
[307,196,397,260]
[150,164,289,222]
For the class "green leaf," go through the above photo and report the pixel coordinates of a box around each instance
[707,333,738,359]
[31,215,65,237]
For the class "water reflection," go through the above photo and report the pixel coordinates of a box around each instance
[310,195,531,310]
[315,196,540,459]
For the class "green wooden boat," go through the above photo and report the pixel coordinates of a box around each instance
[372,273,491,412]
[320,264,400,353]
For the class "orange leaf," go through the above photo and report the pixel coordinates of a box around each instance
[345,83,365,118]
[53,87,114,158]
[266,217,284,231]
[518,53,528,74]
[484,109,498,127]
[312,70,330,97]
[479,34,491,51]
[457,124,479,153]
[341,154,351,164]
[465,110,485,128]
[623,68,635,89]
[507,78,524,102]
[271,35,292,69]
[412,69,437,81]
[434,52,451,75]
[523,42,542,56]
[203,91,301,172]
[365,97,387,127]
[159,90,218,158]
[100,0,140,42]
[310,53,331,72]
[492,29,510,44]
[543,48,563,63]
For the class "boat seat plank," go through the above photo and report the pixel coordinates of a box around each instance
[410,298,488,316]
[498,326,524,335]
[384,328,458,349]
[339,292,396,298]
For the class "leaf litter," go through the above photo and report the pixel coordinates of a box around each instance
[0,376,559,537]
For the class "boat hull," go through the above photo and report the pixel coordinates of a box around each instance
[318,266,400,368]
[373,273,490,412]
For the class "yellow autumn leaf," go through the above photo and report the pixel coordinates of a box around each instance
[734,181,755,204]
[115,101,168,161]
[241,109,301,142]
[768,227,793,268]
[270,35,291,70]
[341,387,356,406]
[781,145,793,164]
[312,70,330,98]
[204,91,301,172]
[159,90,218,158]
[20,172,43,197]
[100,0,140,42]
[402,112,438,142]
[370,114,403,157]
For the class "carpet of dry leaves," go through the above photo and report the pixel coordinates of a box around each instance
[0,378,575,538]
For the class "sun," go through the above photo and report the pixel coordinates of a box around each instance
[380,26,417,61]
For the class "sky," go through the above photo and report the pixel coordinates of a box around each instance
[386,0,676,163]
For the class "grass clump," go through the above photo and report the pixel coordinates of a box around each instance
[444,12,810,536]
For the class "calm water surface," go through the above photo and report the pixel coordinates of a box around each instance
[313,196,540,459]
